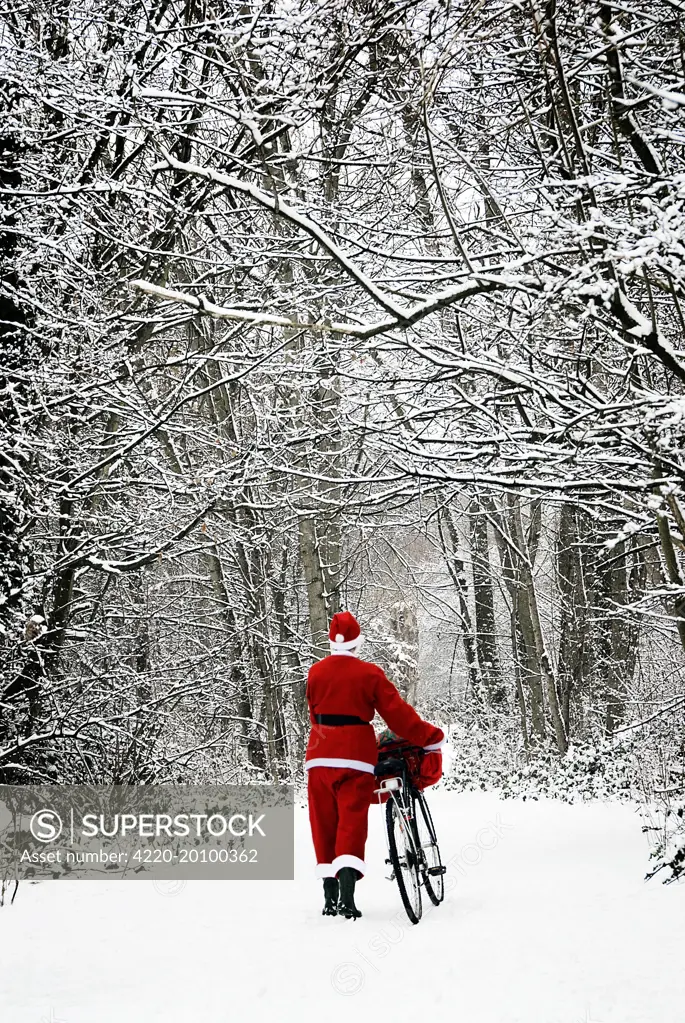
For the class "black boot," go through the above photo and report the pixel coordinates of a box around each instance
[322,877,339,916]
[337,867,362,920]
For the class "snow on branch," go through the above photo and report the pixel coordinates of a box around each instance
[131,280,365,335]
[156,150,409,319]
[131,276,515,339]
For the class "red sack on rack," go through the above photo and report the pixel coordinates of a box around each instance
[374,731,443,801]
[417,750,443,789]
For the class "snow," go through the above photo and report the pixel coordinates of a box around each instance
[617,290,654,339]
[1,791,684,1023]
[131,280,363,336]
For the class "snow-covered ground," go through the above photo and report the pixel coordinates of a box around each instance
[1,791,683,1023]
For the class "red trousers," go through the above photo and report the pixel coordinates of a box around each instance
[307,767,377,878]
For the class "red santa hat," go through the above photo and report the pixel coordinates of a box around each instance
[328,611,362,652]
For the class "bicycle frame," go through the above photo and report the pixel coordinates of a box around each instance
[375,746,445,921]
[375,751,423,872]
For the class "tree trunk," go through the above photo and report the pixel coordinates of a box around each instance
[438,507,483,707]
[556,503,590,738]
[507,495,568,754]
[485,496,546,742]
[469,499,505,706]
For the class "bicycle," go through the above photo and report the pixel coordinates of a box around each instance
[374,744,446,925]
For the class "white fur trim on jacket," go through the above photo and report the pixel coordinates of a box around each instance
[332,854,366,876]
[423,738,447,751]
[305,757,375,774]
[329,634,363,652]
[315,862,337,879]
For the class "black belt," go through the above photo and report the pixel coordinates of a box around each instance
[314,714,370,726]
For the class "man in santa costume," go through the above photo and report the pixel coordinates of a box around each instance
[305,610,445,919]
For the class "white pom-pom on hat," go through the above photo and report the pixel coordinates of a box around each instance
[335,633,344,643]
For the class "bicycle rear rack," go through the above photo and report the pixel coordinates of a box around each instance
[374,775,402,799]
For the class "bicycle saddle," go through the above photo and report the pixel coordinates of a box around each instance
[374,758,405,776]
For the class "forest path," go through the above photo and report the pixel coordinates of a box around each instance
[1,791,683,1023]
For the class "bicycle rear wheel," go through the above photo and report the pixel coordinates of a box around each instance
[414,789,445,906]
[386,793,422,925]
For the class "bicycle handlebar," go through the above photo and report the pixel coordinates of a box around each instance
[377,744,426,758]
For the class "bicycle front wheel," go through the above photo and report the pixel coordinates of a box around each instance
[415,789,445,906]
[386,793,422,925]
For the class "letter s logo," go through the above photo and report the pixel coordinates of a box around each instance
[30,809,63,844]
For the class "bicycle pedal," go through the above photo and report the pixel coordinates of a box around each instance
[427,866,447,876]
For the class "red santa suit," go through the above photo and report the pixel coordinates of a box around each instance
[306,612,445,878]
